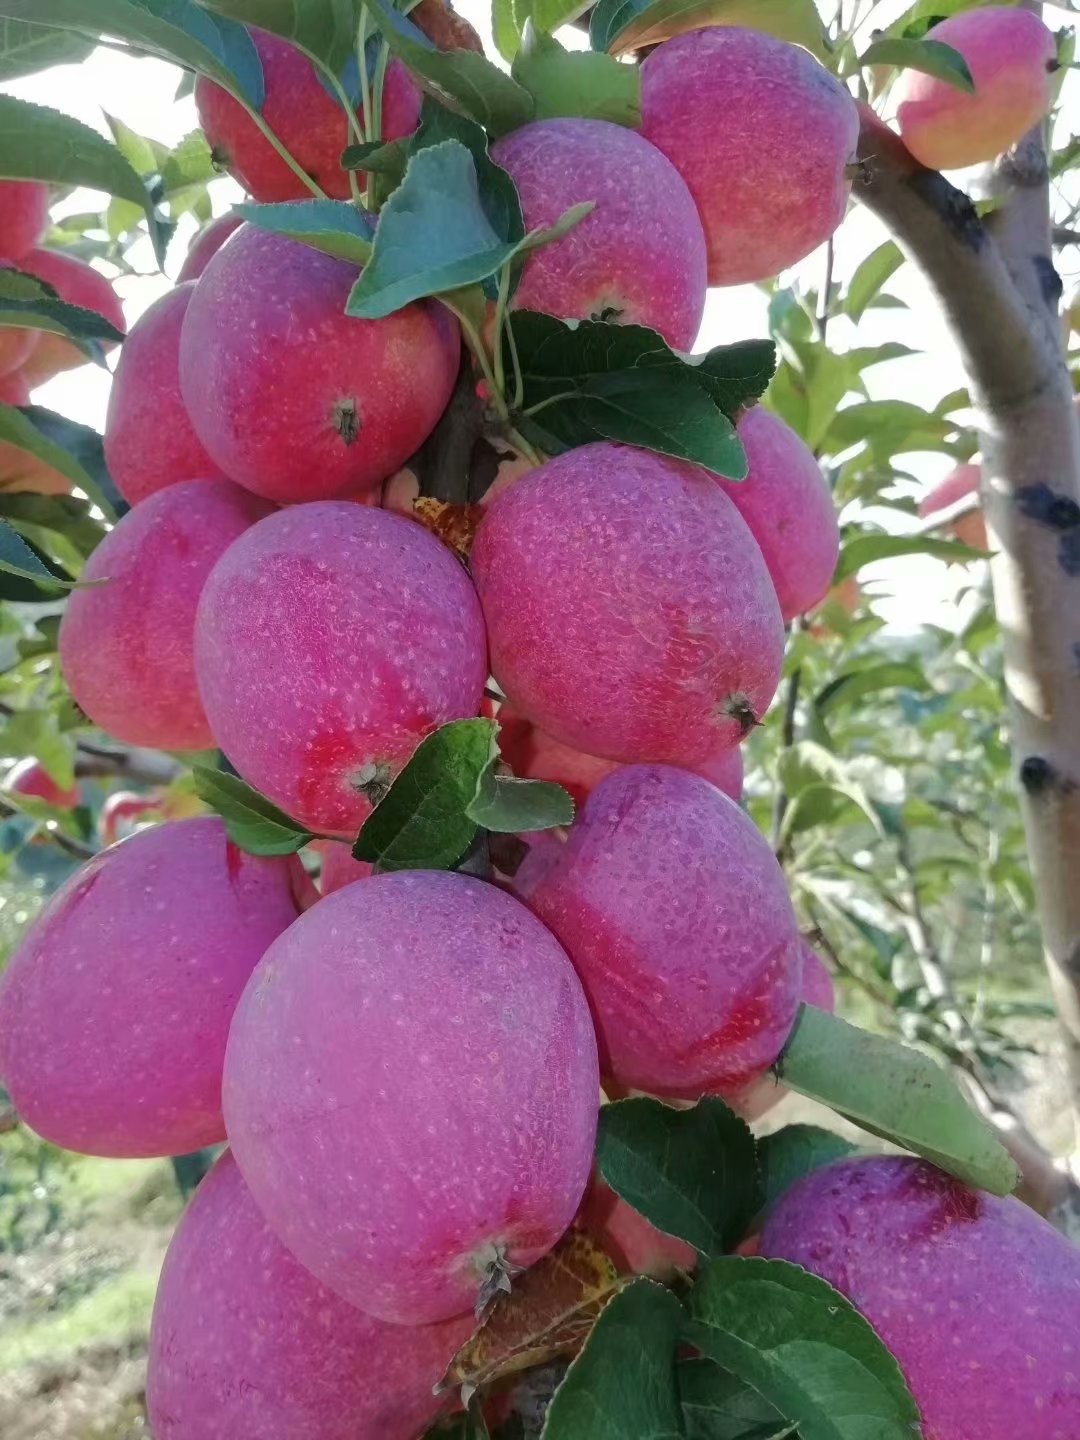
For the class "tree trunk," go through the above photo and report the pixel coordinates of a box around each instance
[853,104,1080,1114]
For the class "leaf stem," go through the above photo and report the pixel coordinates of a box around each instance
[319,64,365,205]
[491,263,512,401]
[356,8,374,145]
[521,389,577,419]
[370,42,391,145]
[456,311,505,420]
[506,426,542,466]
[246,108,327,200]
[505,309,525,412]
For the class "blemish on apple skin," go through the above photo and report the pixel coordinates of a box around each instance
[334,398,361,446]
[720,692,761,737]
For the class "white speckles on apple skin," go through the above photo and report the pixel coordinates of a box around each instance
[471,442,784,768]
[195,31,420,204]
[195,502,488,837]
[59,478,273,752]
[148,1151,472,1440]
[224,870,600,1326]
[0,818,303,1157]
[104,283,226,505]
[762,1156,1080,1440]
[491,117,707,351]
[515,764,803,1100]
[641,27,859,287]
[179,225,460,504]
[719,407,841,623]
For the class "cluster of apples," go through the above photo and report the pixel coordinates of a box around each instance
[0,6,1076,1438]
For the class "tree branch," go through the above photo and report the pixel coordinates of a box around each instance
[854,99,1080,1111]
[72,742,183,788]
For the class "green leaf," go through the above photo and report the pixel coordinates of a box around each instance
[781,782,881,840]
[679,1358,793,1440]
[362,0,534,136]
[780,1006,1020,1195]
[685,1256,921,1440]
[492,0,527,62]
[509,312,749,477]
[523,369,745,478]
[694,343,777,417]
[347,141,513,316]
[0,708,76,790]
[512,312,773,421]
[0,516,72,590]
[776,742,883,841]
[191,765,314,855]
[835,532,987,581]
[105,111,167,177]
[0,94,165,263]
[541,1279,685,1439]
[200,0,359,75]
[160,129,217,193]
[0,268,123,365]
[0,492,105,567]
[353,718,497,873]
[236,198,374,264]
[0,18,96,80]
[0,0,263,104]
[826,400,957,460]
[591,0,828,60]
[346,142,588,319]
[844,343,917,372]
[815,663,930,715]
[756,1126,858,1216]
[596,1097,761,1257]
[468,773,574,833]
[0,405,121,520]
[408,99,523,245]
[340,136,410,183]
[792,344,853,453]
[843,242,904,322]
[532,0,593,36]
[512,27,641,127]
[860,36,974,92]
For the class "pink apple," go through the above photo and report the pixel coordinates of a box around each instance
[641,28,859,285]
[176,214,243,283]
[490,118,707,350]
[179,225,460,503]
[0,181,50,262]
[515,764,803,1100]
[497,700,744,807]
[897,7,1056,172]
[195,30,420,203]
[717,407,840,622]
[761,1155,1080,1439]
[148,1150,471,1440]
[16,248,125,386]
[0,817,304,1157]
[224,870,599,1324]
[471,443,784,768]
[60,479,272,751]
[104,284,226,504]
[195,502,487,837]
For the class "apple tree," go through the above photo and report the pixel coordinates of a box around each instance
[0,0,1077,1436]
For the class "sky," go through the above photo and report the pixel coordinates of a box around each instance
[4,0,1079,630]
